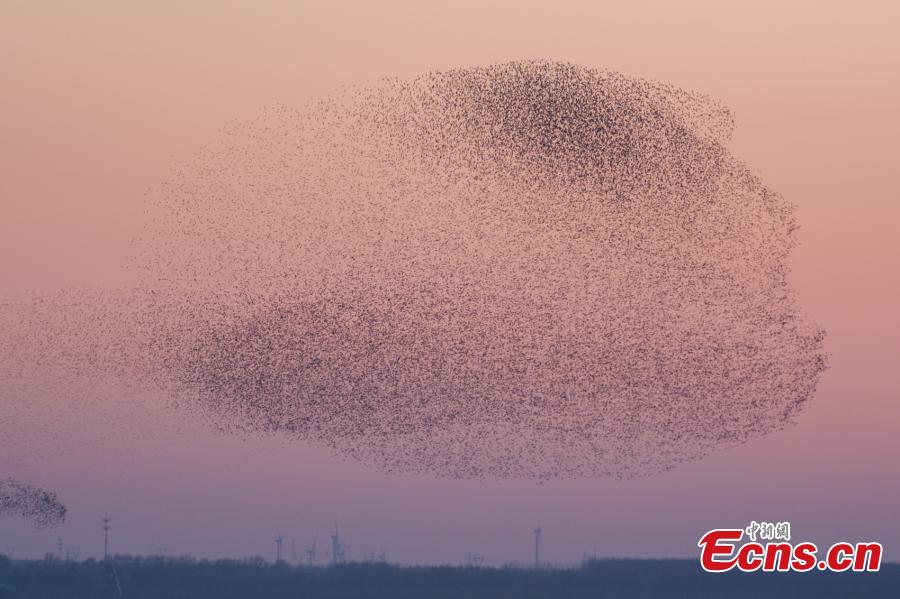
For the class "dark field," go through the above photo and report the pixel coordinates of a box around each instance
[0,555,897,598]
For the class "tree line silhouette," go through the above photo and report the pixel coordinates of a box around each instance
[0,554,897,598]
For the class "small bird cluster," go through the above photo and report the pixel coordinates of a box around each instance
[0,61,827,480]
[0,478,66,528]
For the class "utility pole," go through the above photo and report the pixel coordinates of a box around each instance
[306,537,317,567]
[533,523,542,568]
[101,516,123,597]
[331,524,341,565]
[102,517,111,561]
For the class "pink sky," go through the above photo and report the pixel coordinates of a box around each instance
[1,1,898,564]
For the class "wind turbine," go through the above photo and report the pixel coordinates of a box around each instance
[275,532,284,563]
[331,525,343,565]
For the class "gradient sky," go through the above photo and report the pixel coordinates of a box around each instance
[1,1,899,565]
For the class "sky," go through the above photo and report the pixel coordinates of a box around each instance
[1,1,899,565]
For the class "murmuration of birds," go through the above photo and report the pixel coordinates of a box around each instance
[0,479,66,528]
[1,60,826,481]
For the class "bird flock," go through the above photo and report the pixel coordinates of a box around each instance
[0,479,66,528]
[0,61,826,500]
